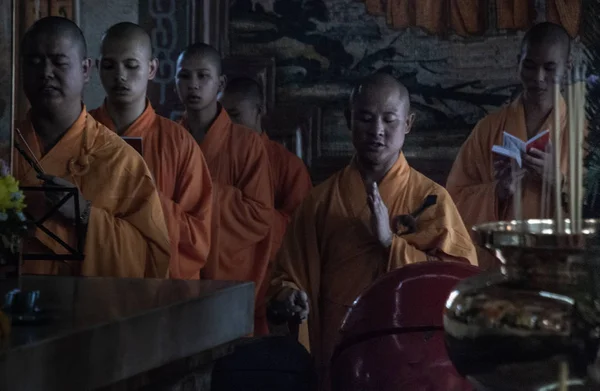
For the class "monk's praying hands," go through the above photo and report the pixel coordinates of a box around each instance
[38,174,91,224]
[367,182,393,248]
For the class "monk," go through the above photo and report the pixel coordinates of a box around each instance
[220,77,312,260]
[90,22,213,280]
[268,73,478,389]
[446,22,573,269]
[16,17,170,277]
[175,43,274,335]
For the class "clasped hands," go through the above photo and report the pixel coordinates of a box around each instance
[494,144,560,201]
[37,174,91,224]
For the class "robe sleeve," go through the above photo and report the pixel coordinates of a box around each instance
[216,136,273,253]
[446,119,500,229]
[158,140,213,279]
[387,189,478,269]
[84,199,170,278]
[269,193,322,352]
[271,154,313,259]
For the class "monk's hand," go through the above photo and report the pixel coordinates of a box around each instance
[523,145,562,187]
[494,157,525,201]
[274,287,309,322]
[38,174,91,224]
[366,182,393,248]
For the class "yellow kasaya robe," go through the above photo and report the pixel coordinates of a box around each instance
[270,153,477,388]
[15,107,170,277]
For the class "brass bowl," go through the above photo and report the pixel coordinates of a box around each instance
[472,219,600,291]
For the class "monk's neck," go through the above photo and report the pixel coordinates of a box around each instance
[356,153,398,184]
[522,97,553,139]
[186,102,219,143]
[106,98,146,135]
[30,104,82,152]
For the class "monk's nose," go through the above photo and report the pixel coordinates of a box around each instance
[43,59,54,79]
[535,67,546,82]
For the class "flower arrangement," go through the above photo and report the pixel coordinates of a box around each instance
[0,160,26,238]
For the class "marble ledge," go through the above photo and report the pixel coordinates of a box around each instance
[0,276,255,391]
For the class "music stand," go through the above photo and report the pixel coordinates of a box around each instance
[20,185,85,261]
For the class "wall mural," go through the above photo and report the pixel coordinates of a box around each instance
[229,0,579,156]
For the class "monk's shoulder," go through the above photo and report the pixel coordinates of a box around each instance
[469,102,511,138]
[267,139,306,170]
[230,123,267,159]
[89,120,151,176]
[407,168,456,210]
[154,115,199,150]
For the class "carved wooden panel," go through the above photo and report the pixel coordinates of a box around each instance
[139,0,229,121]
[222,56,276,115]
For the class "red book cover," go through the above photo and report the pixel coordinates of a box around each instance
[526,130,550,152]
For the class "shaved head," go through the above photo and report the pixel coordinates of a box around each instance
[348,72,414,169]
[178,43,222,75]
[22,16,87,59]
[224,77,263,105]
[520,22,571,58]
[350,72,411,114]
[221,77,264,131]
[101,22,152,59]
[518,22,571,107]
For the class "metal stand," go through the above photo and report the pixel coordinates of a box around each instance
[20,185,85,261]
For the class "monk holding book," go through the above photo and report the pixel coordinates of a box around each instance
[90,22,213,280]
[268,72,477,389]
[16,17,170,277]
[446,22,573,269]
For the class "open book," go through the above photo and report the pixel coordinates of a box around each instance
[121,137,143,156]
[491,130,550,167]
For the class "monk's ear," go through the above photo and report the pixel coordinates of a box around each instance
[405,112,416,134]
[344,108,352,131]
[148,58,159,80]
[82,58,92,84]
[95,58,100,71]
[218,74,227,96]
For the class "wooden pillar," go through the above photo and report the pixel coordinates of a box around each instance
[0,0,16,172]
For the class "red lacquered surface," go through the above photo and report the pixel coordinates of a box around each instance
[331,261,480,391]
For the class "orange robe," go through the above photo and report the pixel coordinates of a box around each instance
[90,101,213,280]
[181,108,274,335]
[270,153,477,387]
[15,107,170,277]
[261,132,313,260]
[446,95,569,268]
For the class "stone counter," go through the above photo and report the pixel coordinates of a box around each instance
[0,276,254,391]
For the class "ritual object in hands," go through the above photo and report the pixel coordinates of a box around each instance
[491,130,550,167]
[444,63,600,390]
[0,160,27,278]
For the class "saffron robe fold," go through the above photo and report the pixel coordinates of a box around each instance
[446,96,569,269]
[90,101,213,279]
[269,153,477,386]
[181,108,274,334]
[15,107,170,277]
[260,132,313,261]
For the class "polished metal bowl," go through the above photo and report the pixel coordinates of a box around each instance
[444,219,600,390]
